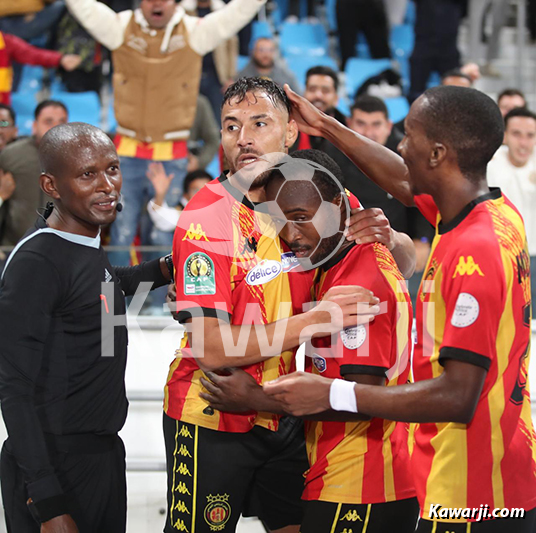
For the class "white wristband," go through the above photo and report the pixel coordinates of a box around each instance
[329,379,358,413]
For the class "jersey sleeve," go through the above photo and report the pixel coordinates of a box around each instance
[0,251,70,512]
[414,194,439,226]
[336,247,398,378]
[438,238,505,370]
[173,188,234,323]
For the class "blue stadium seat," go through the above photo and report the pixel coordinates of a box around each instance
[11,93,39,135]
[236,55,249,72]
[16,65,44,94]
[251,21,273,45]
[427,71,441,89]
[390,24,414,59]
[285,55,338,89]
[49,91,101,127]
[405,0,416,25]
[354,32,371,59]
[325,0,337,31]
[385,96,409,123]
[280,22,328,57]
[345,58,392,100]
[336,97,351,117]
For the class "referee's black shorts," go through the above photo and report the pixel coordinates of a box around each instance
[301,497,419,533]
[416,507,536,533]
[163,412,307,532]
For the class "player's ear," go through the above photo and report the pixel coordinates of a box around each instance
[285,119,299,148]
[430,142,447,168]
[40,172,60,200]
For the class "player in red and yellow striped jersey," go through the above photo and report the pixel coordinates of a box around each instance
[265,85,536,532]
[201,149,418,533]
[164,79,412,533]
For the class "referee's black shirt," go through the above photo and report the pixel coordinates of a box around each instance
[0,219,168,508]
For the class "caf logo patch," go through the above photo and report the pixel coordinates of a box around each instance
[184,253,216,295]
[204,494,231,531]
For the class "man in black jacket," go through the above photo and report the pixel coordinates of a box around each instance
[0,123,172,533]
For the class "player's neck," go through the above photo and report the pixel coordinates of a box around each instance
[433,177,489,226]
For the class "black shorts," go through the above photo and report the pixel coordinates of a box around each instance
[163,412,308,533]
[416,507,536,533]
[300,497,419,533]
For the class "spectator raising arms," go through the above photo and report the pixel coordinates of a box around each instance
[64,0,266,267]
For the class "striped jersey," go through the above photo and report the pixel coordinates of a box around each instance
[167,173,314,433]
[114,134,188,161]
[303,242,415,505]
[412,189,536,521]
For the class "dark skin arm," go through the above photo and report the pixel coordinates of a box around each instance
[199,368,384,422]
[284,85,414,206]
[41,514,79,532]
[263,359,487,424]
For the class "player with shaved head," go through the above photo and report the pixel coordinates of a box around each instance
[0,123,173,532]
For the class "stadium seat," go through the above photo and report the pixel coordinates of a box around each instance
[280,22,328,57]
[405,0,416,25]
[345,58,393,100]
[336,97,351,117]
[236,55,249,72]
[12,93,38,135]
[385,96,410,123]
[355,32,371,60]
[49,91,102,127]
[427,71,441,89]
[390,24,414,59]
[16,65,44,94]
[285,55,338,89]
[251,21,273,45]
[325,0,337,31]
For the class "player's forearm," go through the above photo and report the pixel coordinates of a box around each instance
[321,115,414,206]
[192,312,318,371]
[390,231,416,279]
[353,374,478,424]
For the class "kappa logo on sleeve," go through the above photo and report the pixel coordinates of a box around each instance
[184,253,216,295]
[182,223,209,242]
[453,256,484,278]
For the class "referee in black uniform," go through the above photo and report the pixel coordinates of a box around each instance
[0,123,173,532]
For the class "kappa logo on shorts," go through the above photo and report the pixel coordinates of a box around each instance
[184,253,216,295]
[340,509,363,522]
[204,494,231,531]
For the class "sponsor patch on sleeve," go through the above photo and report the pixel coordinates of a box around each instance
[183,253,216,295]
[451,292,479,328]
[340,324,367,349]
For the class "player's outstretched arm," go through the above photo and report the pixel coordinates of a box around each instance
[188,286,380,372]
[284,85,414,207]
[264,359,487,424]
[199,369,383,421]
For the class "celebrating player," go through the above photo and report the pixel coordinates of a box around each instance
[200,148,419,533]
[165,78,417,532]
[264,85,536,532]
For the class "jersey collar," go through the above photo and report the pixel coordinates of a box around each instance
[218,171,257,210]
[320,242,357,271]
[438,187,502,235]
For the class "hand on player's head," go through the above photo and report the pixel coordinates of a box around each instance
[284,84,326,138]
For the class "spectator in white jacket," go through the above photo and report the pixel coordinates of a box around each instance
[65,0,265,267]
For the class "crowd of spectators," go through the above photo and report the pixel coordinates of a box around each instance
[0,0,534,311]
